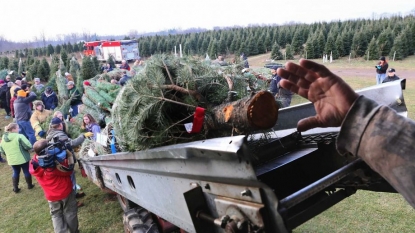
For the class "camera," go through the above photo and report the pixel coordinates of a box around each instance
[37,137,73,169]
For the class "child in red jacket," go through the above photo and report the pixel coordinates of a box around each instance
[30,139,79,233]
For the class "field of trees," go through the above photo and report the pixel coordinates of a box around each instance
[1,14,414,83]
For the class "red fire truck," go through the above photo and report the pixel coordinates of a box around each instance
[83,40,140,62]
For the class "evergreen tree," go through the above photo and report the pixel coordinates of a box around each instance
[92,56,100,73]
[389,33,405,60]
[291,30,303,54]
[55,44,62,54]
[366,37,380,60]
[270,42,283,60]
[15,50,19,59]
[316,31,326,57]
[140,40,150,57]
[47,44,54,56]
[61,49,68,67]
[1,57,9,70]
[69,56,81,83]
[81,56,96,80]
[247,39,258,56]
[107,56,115,69]
[28,59,40,79]
[335,34,345,57]
[8,59,18,72]
[38,58,50,81]
[324,34,338,59]
[264,34,272,52]
[305,41,315,59]
[208,39,218,58]
[67,42,73,53]
[285,44,294,59]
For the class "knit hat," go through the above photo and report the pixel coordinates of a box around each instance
[379,56,386,61]
[17,90,27,97]
[0,80,4,84]
[84,81,91,86]
[51,117,62,125]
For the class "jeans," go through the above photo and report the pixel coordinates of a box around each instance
[11,162,31,178]
[70,104,80,117]
[17,120,36,145]
[48,190,79,233]
[376,73,386,84]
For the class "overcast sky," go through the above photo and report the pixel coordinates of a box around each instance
[2,0,414,42]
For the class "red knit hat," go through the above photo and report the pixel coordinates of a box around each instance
[83,81,91,86]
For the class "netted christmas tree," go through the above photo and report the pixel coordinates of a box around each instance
[112,54,279,151]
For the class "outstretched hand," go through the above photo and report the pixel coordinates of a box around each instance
[277,59,359,132]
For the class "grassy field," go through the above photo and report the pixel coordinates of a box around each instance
[0,55,414,232]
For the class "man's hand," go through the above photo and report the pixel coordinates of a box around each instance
[277,59,359,132]
[84,132,94,138]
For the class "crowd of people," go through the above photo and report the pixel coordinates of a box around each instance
[0,69,108,232]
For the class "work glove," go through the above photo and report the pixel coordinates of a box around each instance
[83,132,94,138]
[69,108,73,113]
[38,130,46,138]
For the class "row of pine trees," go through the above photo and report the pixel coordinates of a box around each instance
[137,15,415,60]
[1,14,415,82]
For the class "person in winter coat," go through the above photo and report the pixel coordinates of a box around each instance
[81,114,101,141]
[41,86,58,110]
[269,65,292,108]
[0,123,34,193]
[382,68,400,83]
[119,60,131,71]
[375,56,388,84]
[10,87,21,119]
[30,100,53,140]
[46,117,93,207]
[67,81,82,117]
[5,82,13,119]
[14,89,37,145]
[32,78,45,91]
[0,80,11,118]
[53,111,68,133]
[30,139,79,233]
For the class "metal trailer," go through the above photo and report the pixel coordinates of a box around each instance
[80,80,406,233]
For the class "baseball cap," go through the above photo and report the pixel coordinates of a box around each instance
[66,81,75,86]
[270,65,280,70]
[51,117,63,125]
[388,68,395,72]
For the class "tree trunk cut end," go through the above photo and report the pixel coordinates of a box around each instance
[248,91,279,129]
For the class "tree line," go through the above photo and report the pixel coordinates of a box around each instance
[137,15,415,61]
[1,14,415,82]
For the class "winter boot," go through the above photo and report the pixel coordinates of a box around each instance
[25,176,35,189]
[12,177,21,193]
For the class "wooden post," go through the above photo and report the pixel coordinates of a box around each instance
[349,53,351,62]
[367,51,369,61]
[393,51,396,61]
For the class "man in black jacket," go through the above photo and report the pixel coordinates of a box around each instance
[0,80,11,118]
[382,68,400,83]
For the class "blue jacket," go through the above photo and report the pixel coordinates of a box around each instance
[269,74,292,97]
[41,91,58,110]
